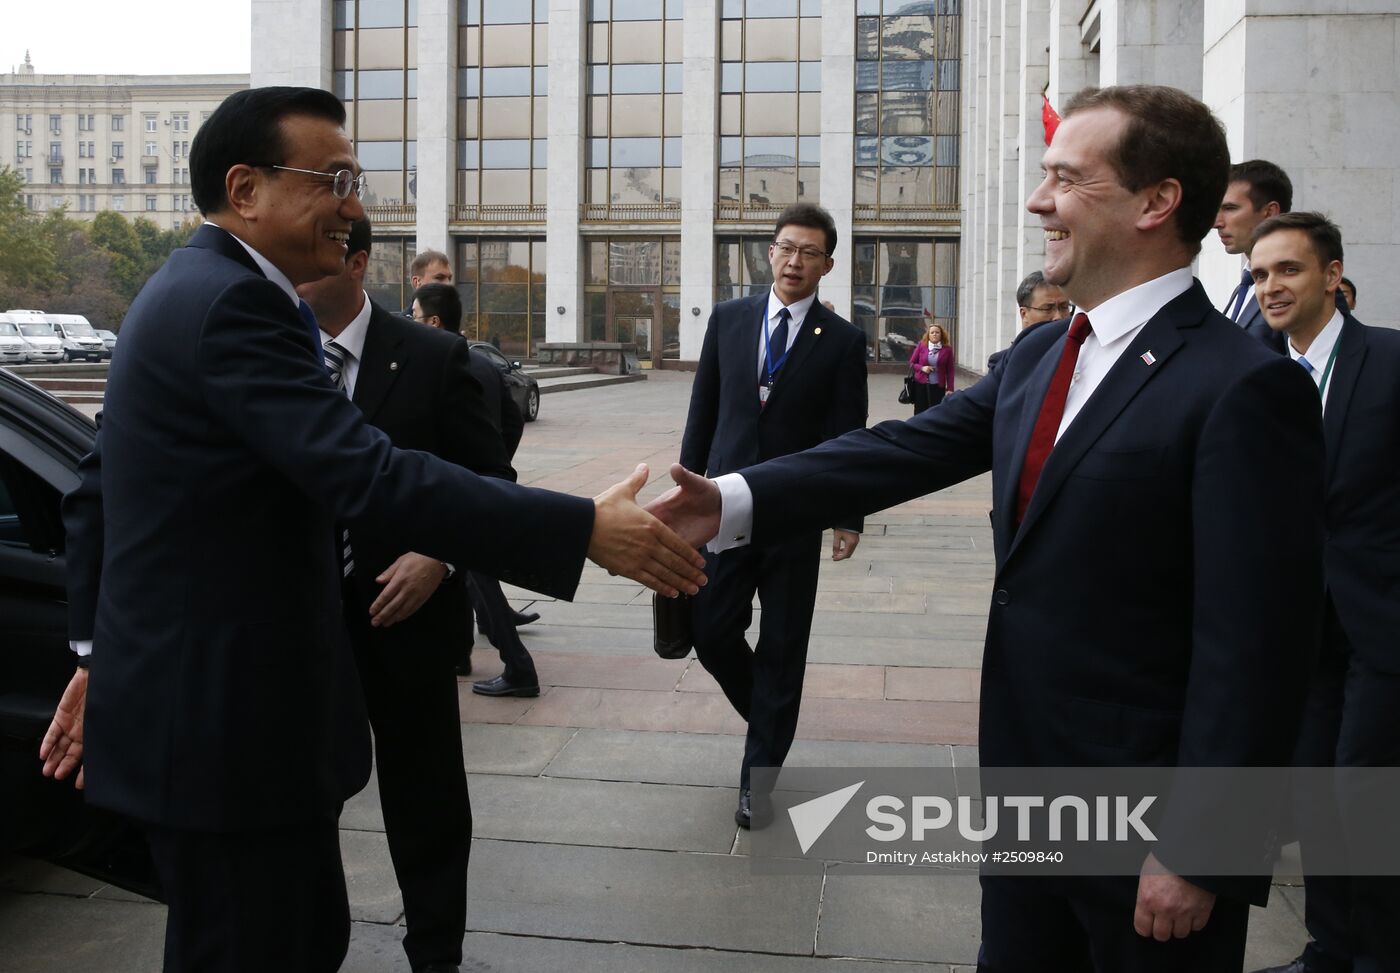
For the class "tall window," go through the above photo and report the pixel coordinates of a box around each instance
[334,0,419,212]
[365,234,417,311]
[457,237,547,356]
[714,236,775,304]
[111,115,125,132]
[585,0,683,219]
[456,0,549,219]
[854,0,960,218]
[584,237,680,364]
[851,236,959,363]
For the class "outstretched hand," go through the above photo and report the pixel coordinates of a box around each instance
[40,667,88,790]
[589,464,708,597]
[644,463,723,549]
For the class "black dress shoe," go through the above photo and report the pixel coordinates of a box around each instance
[735,788,774,830]
[472,674,540,698]
[512,610,541,626]
[1249,959,1309,973]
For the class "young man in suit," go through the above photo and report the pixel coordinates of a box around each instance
[413,282,543,697]
[1213,159,1292,352]
[298,219,498,973]
[651,86,1325,970]
[39,86,705,973]
[680,202,868,829]
[1247,213,1400,973]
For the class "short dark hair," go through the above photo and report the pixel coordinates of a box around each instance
[347,216,372,259]
[415,283,462,334]
[1339,276,1356,304]
[773,203,837,256]
[190,86,346,217]
[410,250,451,277]
[1016,271,1048,308]
[1061,85,1229,256]
[1229,160,1293,214]
[1248,211,1344,268]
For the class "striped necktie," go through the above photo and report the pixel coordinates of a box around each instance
[322,339,354,576]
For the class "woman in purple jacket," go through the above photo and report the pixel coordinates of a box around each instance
[907,317,954,414]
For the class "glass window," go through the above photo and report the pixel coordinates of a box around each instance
[612,137,662,167]
[481,139,531,168]
[482,66,533,96]
[356,141,404,169]
[357,69,406,99]
[747,0,798,16]
[745,61,797,92]
[612,0,664,18]
[482,0,530,23]
[612,63,663,94]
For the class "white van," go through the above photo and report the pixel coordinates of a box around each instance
[0,313,30,365]
[47,313,107,362]
[5,309,63,364]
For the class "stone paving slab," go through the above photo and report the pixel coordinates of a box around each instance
[678,662,888,701]
[516,685,750,736]
[468,773,737,854]
[465,839,824,955]
[884,667,982,703]
[817,868,983,965]
[0,890,166,971]
[808,611,988,642]
[811,592,930,614]
[806,636,987,669]
[342,829,403,924]
[1245,899,1309,971]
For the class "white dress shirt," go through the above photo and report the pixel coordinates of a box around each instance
[1286,309,1343,414]
[319,293,372,396]
[711,266,1195,553]
[757,287,817,380]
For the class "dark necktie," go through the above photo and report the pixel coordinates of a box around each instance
[1015,312,1092,524]
[321,339,355,576]
[1226,268,1253,323]
[298,299,326,366]
[767,307,791,379]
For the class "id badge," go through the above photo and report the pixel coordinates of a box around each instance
[758,383,771,404]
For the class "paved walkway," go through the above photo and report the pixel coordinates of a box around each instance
[0,371,1308,971]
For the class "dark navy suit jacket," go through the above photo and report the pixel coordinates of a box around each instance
[62,224,593,831]
[739,281,1326,904]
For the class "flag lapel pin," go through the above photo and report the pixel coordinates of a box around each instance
[1140,351,1156,366]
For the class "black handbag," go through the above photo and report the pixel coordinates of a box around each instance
[899,375,916,405]
[652,592,693,659]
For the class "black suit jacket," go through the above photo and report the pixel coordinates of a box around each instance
[1320,315,1400,674]
[681,293,867,534]
[62,224,594,831]
[341,302,514,647]
[739,281,1326,904]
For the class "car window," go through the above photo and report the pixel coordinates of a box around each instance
[20,324,55,337]
[0,323,18,336]
[0,450,64,553]
[482,346,510,369]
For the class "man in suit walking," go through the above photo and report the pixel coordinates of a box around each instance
[651,85,1325,970]
[412,282,543,697]
[680,202,868,829]
[1213,159,1293,352]
[1247,213,1400,973]
[38,85,704,973]
[297,219,499,973]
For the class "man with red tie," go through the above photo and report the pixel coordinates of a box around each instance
[649,85,1325,972]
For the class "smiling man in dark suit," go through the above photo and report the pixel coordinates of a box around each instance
[38,86,705,973]
[298,218,497,973]
[1247,213,1400,973]
[651,86,1325,971]
[680,202,868,829]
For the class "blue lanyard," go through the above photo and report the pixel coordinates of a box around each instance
[762,309,792,384]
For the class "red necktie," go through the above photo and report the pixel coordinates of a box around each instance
[1016,312,1092,523]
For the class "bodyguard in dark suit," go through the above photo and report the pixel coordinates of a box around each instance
[1213,159,1292,352]
[39,86,704,973]
[1247,214,1400,973]
[652,86,1325,971]
[413,282,541,697]
[298,220,497,973]
[680,203,868,829]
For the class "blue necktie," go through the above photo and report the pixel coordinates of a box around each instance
[767,307,791,380]
[1297,355,1314,376]
[1227,268,1253,323]
[297,299,326,367]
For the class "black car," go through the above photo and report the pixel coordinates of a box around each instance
[468,341,541,422]
[0,370,157,897]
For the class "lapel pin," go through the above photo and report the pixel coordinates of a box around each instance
[814,327,822,335]
[390,361,399,371]
[1140,351,1156,366]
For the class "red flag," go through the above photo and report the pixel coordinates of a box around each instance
[1042,94,1060,145]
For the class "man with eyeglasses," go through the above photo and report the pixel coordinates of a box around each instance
[42,86,705,973]
[679,202,867,830]
[988,270,1073,369]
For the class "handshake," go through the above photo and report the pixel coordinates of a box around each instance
[589,463,723,595]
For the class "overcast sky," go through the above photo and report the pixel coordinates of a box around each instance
[4,1,252,77]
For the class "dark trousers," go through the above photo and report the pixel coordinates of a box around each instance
[1336,657,1400,973]
[912,381,946,414]
[692,531,822,789]
[144,818,349,973]
[468,572,538,684]
[346,602,471,971]
[977,875,1249,972]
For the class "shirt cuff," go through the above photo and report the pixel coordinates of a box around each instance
[71,640,93,657]
[709,473,755,554]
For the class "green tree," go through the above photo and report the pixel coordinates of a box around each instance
[90,210,146,299]
[0,165,58,295]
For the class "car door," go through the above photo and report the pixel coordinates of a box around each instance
[0,373,158,898]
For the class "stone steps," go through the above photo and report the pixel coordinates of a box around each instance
[536,372,647,394]
[523,365,597,380]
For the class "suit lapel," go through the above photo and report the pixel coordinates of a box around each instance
[732,294,766,417]
[1239,293,1263,332]
[994,320,1071,552]
[1005,291,1193,561]
[351,306,405,422]
[1322,316,1366,485]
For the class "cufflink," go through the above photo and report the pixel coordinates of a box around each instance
[390,361,399,371]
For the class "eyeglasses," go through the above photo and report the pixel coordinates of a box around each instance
[1026,302,1073,316]
[263,165,367,200]
[772,240,830,262]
